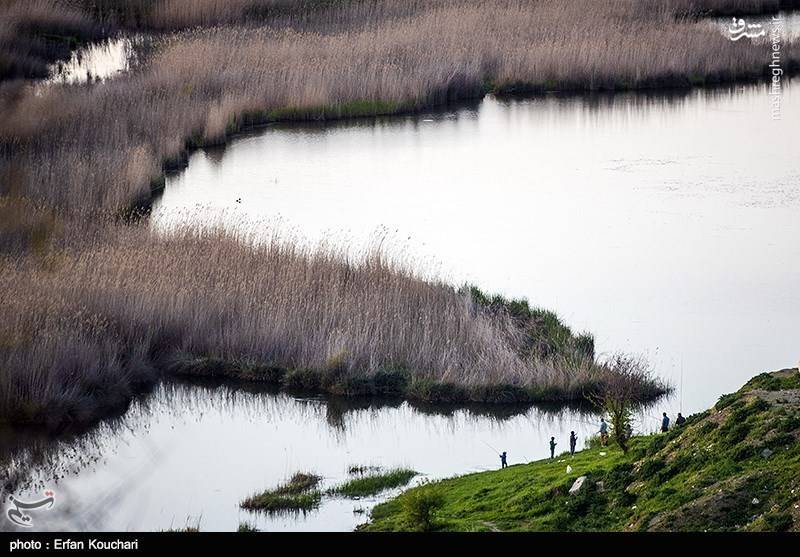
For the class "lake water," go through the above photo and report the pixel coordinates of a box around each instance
[45,36,140,85]
[153,83,800,418]
[3,83,798,532]
[0,380,597,532]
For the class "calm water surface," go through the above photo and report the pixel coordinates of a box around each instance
[1,381,596,532]
[153,83,800,417]
[4,83,798,532]
[44,36,140,85]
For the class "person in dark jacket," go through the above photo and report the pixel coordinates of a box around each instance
[500,451,508,469]
[549,437,557,459]
[661,412,670,432]
[569,431,577,455]
[676,413,686,426]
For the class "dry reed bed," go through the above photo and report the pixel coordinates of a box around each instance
[0,0,782,426]
[0,222,662,427]
[2,0,797,216]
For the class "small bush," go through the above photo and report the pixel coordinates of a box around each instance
[402,486,445,532]
[731,444,757,461]
[237,521,259,532]
[715,392,739,411]
[762,511,793,532]
[639,457,666,480]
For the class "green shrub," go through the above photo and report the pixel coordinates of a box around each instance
[402,486,445,532]
[698,421,718,435]
[731,444,757,461]
[639,457,666,480]
[763,511,793,532]
[715,392,739,411]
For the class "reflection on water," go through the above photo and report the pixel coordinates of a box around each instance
[153,83,800,420]
[0,380,602,532]
[46,37,140,85]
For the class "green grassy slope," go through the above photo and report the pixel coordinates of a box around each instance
[364,369,800,532]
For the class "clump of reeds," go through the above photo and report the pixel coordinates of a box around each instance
[240,472,323,512]
[0,219,668,427]
[329,468,417,498]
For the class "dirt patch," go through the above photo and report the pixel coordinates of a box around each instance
[747,389,800,407]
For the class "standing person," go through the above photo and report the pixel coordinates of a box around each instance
[549,437,557,459]
[500,451,508,469]
[599,418,609,446]
[661,412,670,432]
[569,431,577,455]
[676,413,686,426]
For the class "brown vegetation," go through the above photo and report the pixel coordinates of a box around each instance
[0,219,666,427]
[2,0,796,216]
[2,0,787,426]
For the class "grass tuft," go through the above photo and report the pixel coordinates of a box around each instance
[330,468,417,498]
[240,472,322,513]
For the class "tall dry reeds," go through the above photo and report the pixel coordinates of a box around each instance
[4,0,783,426]
[1,0,796,217]
[0,220,663,427]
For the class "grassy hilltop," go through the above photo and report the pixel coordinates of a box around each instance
[365,369,800,532]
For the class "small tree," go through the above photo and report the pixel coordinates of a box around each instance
[402,483,444,532]
[591,355,652,453]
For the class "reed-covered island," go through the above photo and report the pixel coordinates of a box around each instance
[1,0,797,429]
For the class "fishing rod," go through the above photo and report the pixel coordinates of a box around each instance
[481,440,501,454]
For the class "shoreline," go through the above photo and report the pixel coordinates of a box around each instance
[364,368,800,532]
[0,0,791,434]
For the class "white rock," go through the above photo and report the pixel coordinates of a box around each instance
[752,498,760,505]
[569,476,587,495]
[761,448,773,458]
[566,465,573,474]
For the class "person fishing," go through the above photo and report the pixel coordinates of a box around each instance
[661,412,670,432]
[569,431,577,455]
[599,417,609,446]
[549,437,557,459]
[500,451,508,469]
[676,412,686,426]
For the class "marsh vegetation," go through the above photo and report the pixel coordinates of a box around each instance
[1,0,793,427]
[330,468,418,498]
[240,472,323,513]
